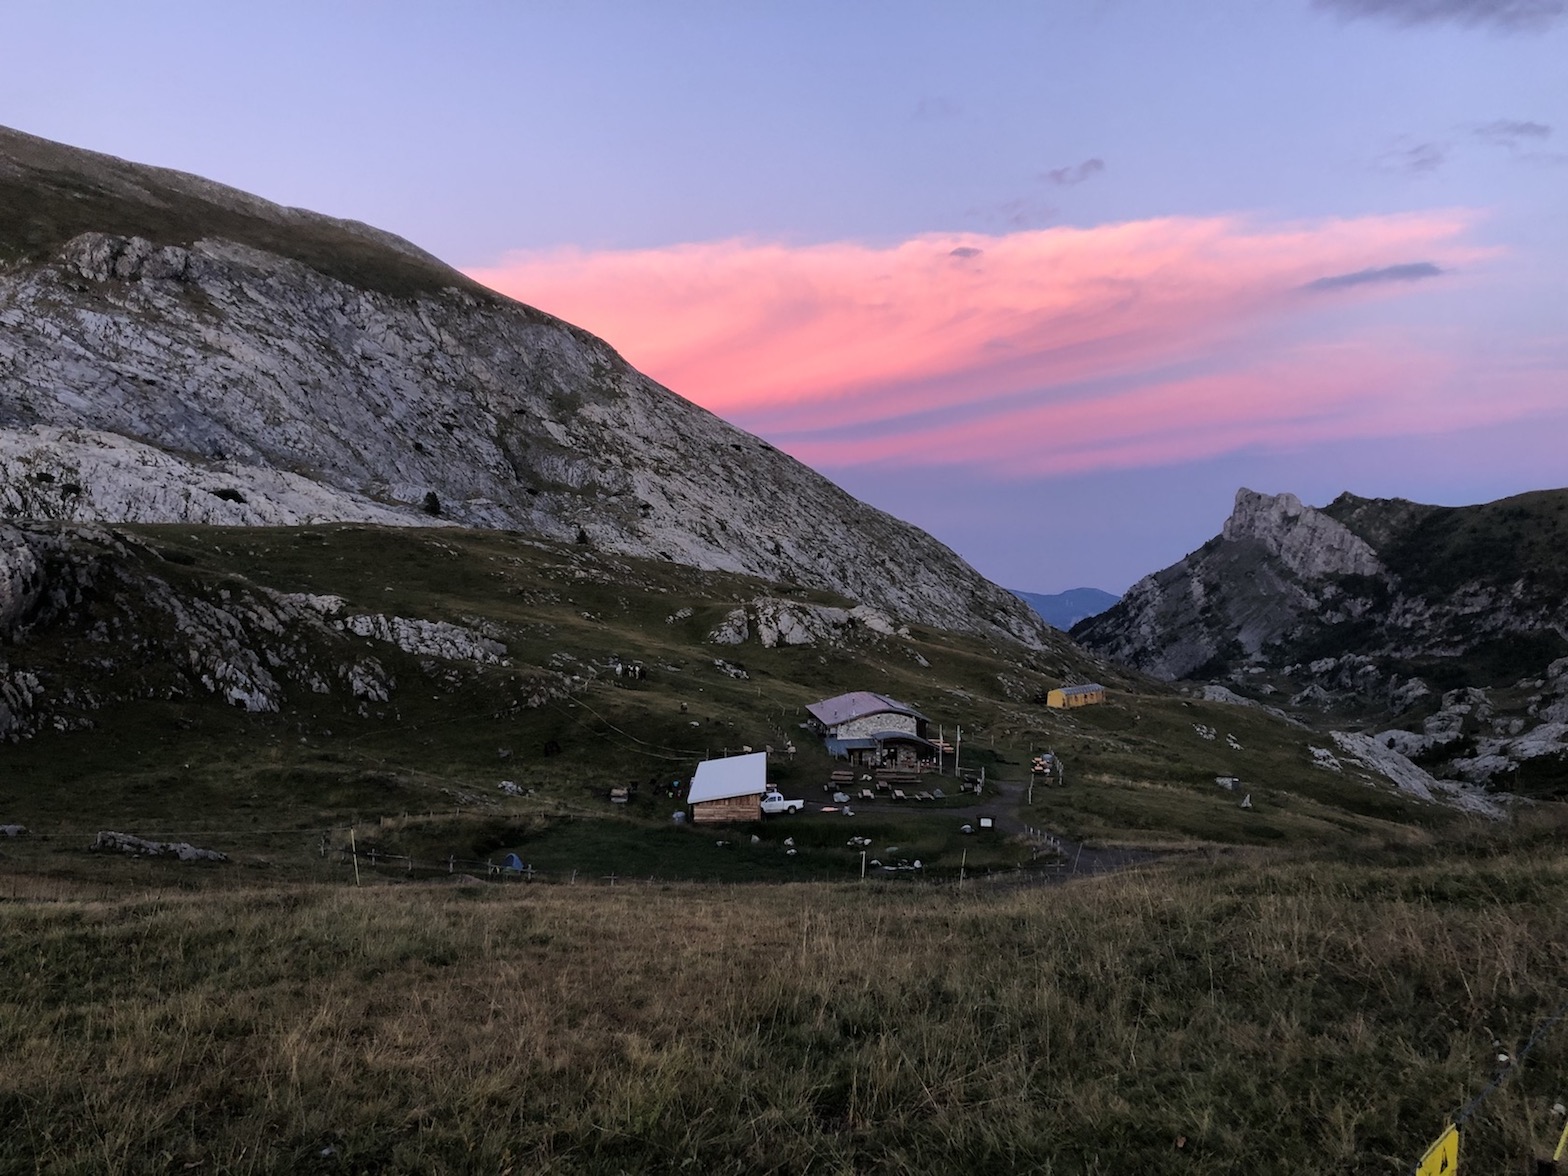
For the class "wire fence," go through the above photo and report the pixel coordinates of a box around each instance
[330,842,1057,889]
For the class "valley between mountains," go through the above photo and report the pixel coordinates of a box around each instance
[3,125,1566,1176]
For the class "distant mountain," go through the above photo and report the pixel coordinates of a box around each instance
[1011,587,1120,630]
[0,124,1049,649]
[1073,487,1568,795]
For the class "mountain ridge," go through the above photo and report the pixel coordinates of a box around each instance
[1074,486,1568,794]
[0,125,1050,649]
[1011,587,1119,630]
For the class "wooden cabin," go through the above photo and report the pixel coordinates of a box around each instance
[688,751,767,824]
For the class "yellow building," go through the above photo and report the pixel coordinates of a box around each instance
[1045,683,1105,709]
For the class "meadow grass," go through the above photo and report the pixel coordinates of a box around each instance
[4,844,1567,1174]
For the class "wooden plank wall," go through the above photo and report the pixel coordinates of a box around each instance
[691,795,762,824]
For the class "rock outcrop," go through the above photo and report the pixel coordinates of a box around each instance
[706,597,906,649]
[1076,485,1568,793]
[0,125,1047,650]
[0,522,592,743]
[91,831,228,862]
[1221,489,1383,580]
[1073,488,1372,680]
[0,523,44,635]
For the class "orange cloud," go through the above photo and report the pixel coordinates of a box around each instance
[466,213,1526,474]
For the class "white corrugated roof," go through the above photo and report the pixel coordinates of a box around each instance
[688,751,767,805]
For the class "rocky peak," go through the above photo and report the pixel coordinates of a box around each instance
[1221,488,1384,580]
[1077,484,1568,796]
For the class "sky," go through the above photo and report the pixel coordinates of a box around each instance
[4,0,1565,593]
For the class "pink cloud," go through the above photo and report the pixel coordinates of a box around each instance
[792,340,1447,474]
[465,213,1548,476]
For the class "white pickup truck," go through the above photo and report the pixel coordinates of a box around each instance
[760,791,805,815]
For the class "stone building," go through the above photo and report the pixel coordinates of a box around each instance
[805,691,935,770]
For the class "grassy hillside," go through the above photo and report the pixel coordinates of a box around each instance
[1327,488,1568,597]
[0,124,497,301]
[0,522,1465,885]
[1323,489,1568,696]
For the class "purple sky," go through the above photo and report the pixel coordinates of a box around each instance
[5,1,1565,593]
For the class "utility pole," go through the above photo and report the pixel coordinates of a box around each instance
[954,724,962,778]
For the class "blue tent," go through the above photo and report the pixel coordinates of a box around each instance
[501,852,525,872]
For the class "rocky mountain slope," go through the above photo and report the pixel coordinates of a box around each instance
[0,125,1045,647]
[1074,487,1568,794]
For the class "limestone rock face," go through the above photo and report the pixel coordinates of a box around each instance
[705,597,907,650]
[1077,484,1568,790]
[1071,489,1371,680]
[0,524,44,635]
[341,614,509,665]
[0,126,1049,650]
[0,427,428,528]
[1221,489,1383,580]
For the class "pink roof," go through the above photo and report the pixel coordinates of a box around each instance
[806,691,926,728]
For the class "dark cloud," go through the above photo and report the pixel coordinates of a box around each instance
[1378,140,1447,173]
[998,199,1054,229]
[1303,262,1445,291]
[1313,0,1567,32]
[1472,118,1553,146]
[1043,158,1106,186]
[966,198,1057,230]
[949,246,983,259]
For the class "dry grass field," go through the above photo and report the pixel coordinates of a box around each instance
[5,827,1568,1174]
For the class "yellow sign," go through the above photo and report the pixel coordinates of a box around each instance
[1416,1124,1459,1176]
